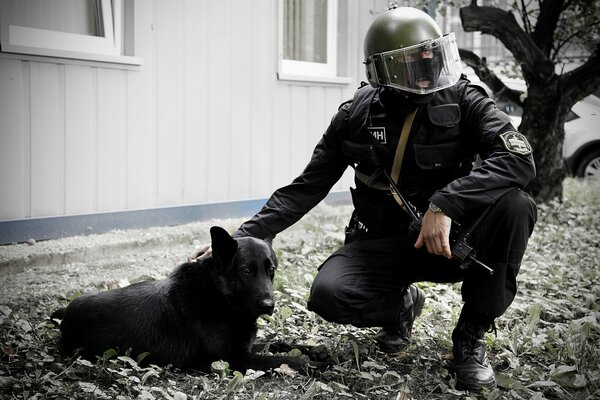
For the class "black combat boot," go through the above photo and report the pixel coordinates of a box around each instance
[452,316,497,391]
[375,285,425,353]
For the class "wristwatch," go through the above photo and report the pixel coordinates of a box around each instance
[429,202,442,213]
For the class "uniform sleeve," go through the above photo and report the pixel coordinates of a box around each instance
[429,84,536,221]
[234,103,351,240]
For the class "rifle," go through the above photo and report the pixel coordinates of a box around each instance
[382,170,494,275]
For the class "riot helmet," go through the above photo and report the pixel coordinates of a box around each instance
[364,5,461,94]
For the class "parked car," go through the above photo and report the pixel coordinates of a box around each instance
[470,75,600,178]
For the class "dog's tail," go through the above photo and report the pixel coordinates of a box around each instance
[50,308,66,326]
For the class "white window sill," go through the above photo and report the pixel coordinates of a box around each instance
[277,72,353,85]
[0,44,143,69]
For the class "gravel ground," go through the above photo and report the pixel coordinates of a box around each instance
[0,215,251,312]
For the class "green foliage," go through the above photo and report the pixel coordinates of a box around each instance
[1,180,599,399]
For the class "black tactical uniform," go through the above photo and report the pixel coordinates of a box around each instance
[236,75,536,318]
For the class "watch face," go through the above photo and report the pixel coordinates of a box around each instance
[429,202,441,212]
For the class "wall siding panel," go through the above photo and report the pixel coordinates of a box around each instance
[206,1,232,202]
[248,0,276,198]
[126,0,158,210]
[271,84,292,189]
[65,65,97,215]
[229,0,253,201]
[29,63,63,218]
[182,0,207,204]
[0,59,26,219]
[289,86,309,174]
[98,68,127,212]
[156,0,185,206]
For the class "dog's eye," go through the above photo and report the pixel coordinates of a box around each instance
[241,267,252,275]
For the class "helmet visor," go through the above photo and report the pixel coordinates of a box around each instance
[367,33,462,94]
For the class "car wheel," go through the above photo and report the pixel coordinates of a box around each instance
[576,148,600,178]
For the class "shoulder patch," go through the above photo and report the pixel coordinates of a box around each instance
[499,131,532,155]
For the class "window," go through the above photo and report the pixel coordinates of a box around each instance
[0,0,141,65]
[278,0,348,83]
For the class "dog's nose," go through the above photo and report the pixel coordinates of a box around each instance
[258,298,274,315]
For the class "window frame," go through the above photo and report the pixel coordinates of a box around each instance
[277,0,350,84]
[0,0,142,66]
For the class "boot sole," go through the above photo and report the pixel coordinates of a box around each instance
[455,377,497,392]
[375,337,410,354]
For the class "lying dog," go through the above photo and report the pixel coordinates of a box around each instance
[52,226,327,372]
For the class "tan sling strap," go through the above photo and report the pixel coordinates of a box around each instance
[389,109,417,208]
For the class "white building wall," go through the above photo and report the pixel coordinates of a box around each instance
[0,0,390,231]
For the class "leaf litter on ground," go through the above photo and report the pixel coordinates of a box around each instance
[0,177,599,399]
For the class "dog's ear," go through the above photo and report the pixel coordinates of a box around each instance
[210,226,238,267]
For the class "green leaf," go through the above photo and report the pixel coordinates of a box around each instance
[495,373,525,389]
[528,380,558,388]
[243,369,266,382]
[136,351,150,364]
[299,381,332,400]
[351,340,360,371]
[359,371,374,381]
[141,369,160,385]
[381,371,404,386]
[551,365,577,377]
[211,360,230,376]
[279,305,293,319]
[102,348,118,360]
[76,358,94,368]
[117,355,138,367]
[525,303,541,332]
[225,370,244,394]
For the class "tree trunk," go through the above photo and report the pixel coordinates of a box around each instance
[459,3,569,203]
[519,82,566,200]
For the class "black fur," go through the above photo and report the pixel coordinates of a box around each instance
[52,226,327,372]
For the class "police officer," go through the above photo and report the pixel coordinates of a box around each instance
[192,5,537,391]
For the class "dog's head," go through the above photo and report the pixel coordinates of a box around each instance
[209,226,277,317]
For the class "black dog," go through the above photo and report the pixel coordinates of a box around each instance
[52,226,327,372]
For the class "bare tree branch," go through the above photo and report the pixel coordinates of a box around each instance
[459,48,524,106]
[459,3,555,83]
[552,20,600,60]
[561,42,600,106]
[531,0,564,57]
[518,0,534,34]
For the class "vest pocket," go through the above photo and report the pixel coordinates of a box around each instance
[412,142,464,170]
[429,104,461,127]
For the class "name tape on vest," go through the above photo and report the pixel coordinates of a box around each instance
[368,127,387,144]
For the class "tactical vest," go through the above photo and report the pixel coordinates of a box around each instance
[341,81,476,235]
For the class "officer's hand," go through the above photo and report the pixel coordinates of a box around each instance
[187,244,212,263]
[414,210,452,259]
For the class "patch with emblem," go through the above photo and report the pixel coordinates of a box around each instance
[499,131,532,155]
[368,127,387,144]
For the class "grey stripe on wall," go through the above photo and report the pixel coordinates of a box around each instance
[0,191,350,244]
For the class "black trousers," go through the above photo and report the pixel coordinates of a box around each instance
[307,188,537,328]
